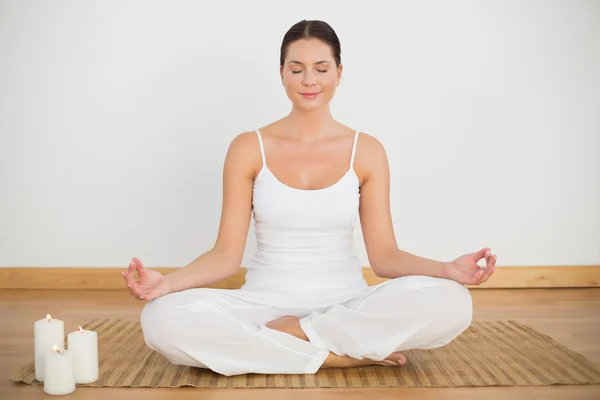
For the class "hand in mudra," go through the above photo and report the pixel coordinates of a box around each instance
[121,258,170,301]
[443,248,497,286]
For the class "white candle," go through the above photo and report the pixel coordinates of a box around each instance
[43,345,75,395]
[34,314,65,382]
[67,326,99,384]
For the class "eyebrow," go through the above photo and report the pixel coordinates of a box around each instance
[287,60,331,66]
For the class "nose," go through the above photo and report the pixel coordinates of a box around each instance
[301,70,318,87]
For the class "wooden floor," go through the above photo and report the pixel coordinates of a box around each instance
[1,288,599,399]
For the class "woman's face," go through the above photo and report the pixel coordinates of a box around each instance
[280,38,342,111]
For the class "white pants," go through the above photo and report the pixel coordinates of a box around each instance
[140,275,472,376]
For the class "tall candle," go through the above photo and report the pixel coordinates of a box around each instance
[34,314,65,382]
[43,345,75,395]
[67,326,98,383]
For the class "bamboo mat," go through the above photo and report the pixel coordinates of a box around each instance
[12,319,600,388]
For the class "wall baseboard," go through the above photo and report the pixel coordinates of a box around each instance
[0,266,599,290]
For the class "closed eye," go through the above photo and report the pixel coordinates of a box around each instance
[291,70,329,74]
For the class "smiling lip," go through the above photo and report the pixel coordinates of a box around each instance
[301,92,321,99]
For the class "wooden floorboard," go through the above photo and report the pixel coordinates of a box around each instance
[2,288,600,399]
[2,265,600,289]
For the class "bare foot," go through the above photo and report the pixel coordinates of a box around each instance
[266,315,407,368]
[377,351,407,366]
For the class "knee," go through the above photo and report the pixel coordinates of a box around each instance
[140,294,188,351]
[140,290,218,351]
[392,275,473,329]
[140,297,169,349]
[400,276,473,346]
[439,278,473,330]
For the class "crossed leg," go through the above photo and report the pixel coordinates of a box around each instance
[266,315,407,368]
[140,275,472,376]
[268,275,473,367]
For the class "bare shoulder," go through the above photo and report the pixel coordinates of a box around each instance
[224,131,262,179]
[354,132,389,186]
[356,132,386,155]
[229,130,260,149]
[355,132,389,184]
[255,119,286,139]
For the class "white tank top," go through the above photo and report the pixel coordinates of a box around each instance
[241,129,369,294]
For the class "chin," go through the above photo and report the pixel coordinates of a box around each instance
[292,96,333,111]
[293,102,327,112]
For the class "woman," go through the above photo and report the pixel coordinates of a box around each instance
[121,20,497,376]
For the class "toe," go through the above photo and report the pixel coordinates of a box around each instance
[386,352,407,366]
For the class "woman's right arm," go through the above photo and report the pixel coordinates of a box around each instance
[162,131,258,293]
[122,132,259,300]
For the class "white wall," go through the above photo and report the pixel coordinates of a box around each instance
[1,0,599,268]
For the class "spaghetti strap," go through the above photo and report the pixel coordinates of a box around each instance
[349,131,359,168]
[255,129,266,167]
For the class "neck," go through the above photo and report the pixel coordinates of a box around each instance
[284,105,336,142]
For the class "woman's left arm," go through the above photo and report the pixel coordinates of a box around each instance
[356,133,497,286]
